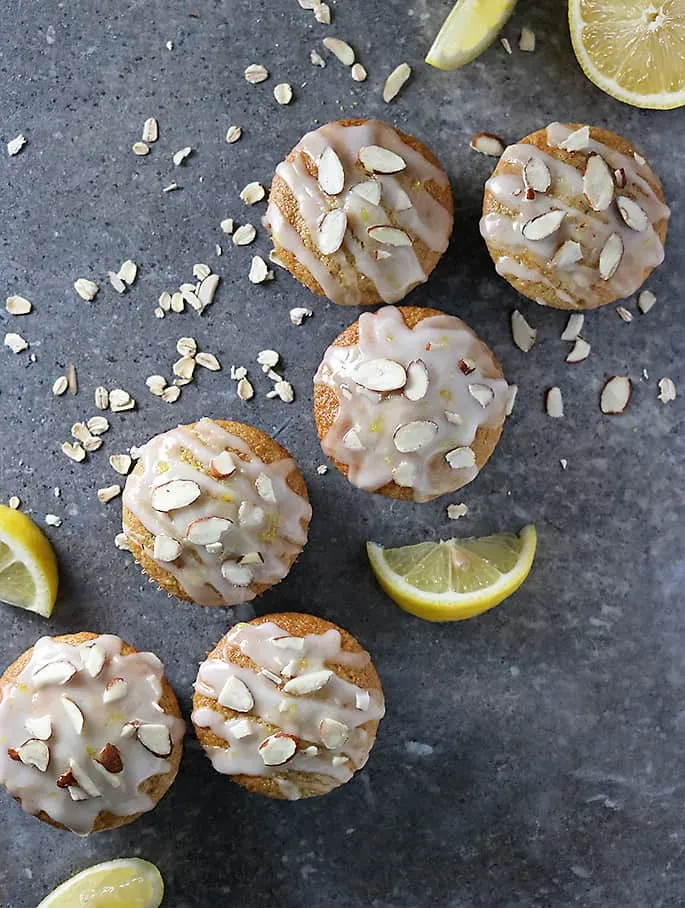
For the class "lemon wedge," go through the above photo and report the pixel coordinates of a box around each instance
[0,505,58,618]
[425,0,517,70]
[367,525,536,621]
[36,858,164,908]
[569,0,685,109]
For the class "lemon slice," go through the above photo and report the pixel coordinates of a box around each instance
[425,0,517,70]
[0,505,58,618]
[367,525,536,621]
[36,858,164,908]
[569,0,685,109]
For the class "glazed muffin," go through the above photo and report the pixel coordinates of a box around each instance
[313,305,513,502]
[122,418,312,607]
[0,633,185,835]
[264,118,454,306]
[192,613,385,800]
[480,122,670,310]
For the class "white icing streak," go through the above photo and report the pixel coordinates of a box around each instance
[265,120,452,305]
[123,419,311,607]
[192,621,384,798]
[0,635,185,835]
[480,122,670,306]
[315,306,510,501]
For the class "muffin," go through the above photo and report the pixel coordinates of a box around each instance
[0,633,185,835]
[192,613,385,800]
[122,418,312,607]
[264,118,454,306]
[313,305,512,502]
[480,122,670,310]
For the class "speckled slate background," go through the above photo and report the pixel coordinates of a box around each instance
[0,1,683,906]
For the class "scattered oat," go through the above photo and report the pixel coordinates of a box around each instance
[638,290,656,314]
[274,83,293,105]
[616,306,633,323]
[176,337,198,358]
[257,350,280,371]
[519,27,536,51]
[231,366,247,380]
[237,377,255,401]
[215,244,223,257]
[220,218,235,235]
[163,182,180,193]
[45,514,62,527]
[383,63,411,102]
[447,502,469,520]
[132,141,150,157]
[87,416,110,436]
[226,125,242,144]
[233,224,257,246]
[161,385,181,403]
[8,496,20,509]
[170,292,185,313]
[545,387,564,418]
[289,306,313,326]
[61,441,86,463]
[109,389,136,412]
[7,135,26,157]
[66,363,78,395]
[658,377,676,404]
[642,367,650,381]
[316,465,328,475]
[244,64,269,84]
[97,485,121,504]
[560,459,568,470]
[5,295,32,315]
[310,50,326,68]
[173,356,195,382]
[314,1,331,23]
[193,263,211,281]
[240,182,266,205]
[196,352,221,371]
[4,332,28,353]
[173,146,192,166]
[351,63,367,82]
[165,40,174,51]
[114,532,131,552]
[470,132,505,157]
[323,37,355,66]
[73,278,99,302]
[118,260,138,286]
[93,386,109,410]
[142,117,158,143]
[109,453,133,475]
[108,271,127,293]
[500,37,512,54]
[274,380,295,403]
[249,256,273,284]
[52,376,68,396]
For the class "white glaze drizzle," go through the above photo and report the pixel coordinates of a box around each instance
[314,306,510,501]
[264,120,453,306]
[0,635,185,835]
[123,419,312,607]
[192,621,385,799]
[480,122,670,307]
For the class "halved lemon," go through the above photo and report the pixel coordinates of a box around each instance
[569,0,685,109]
[36,858,164,908]
[0,504,58,618]
[367,525,536,622]
[425,0,517,70]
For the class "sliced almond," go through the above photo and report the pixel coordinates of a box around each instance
[240,182,266,205]
[383,62,411,102]
[271,635,305,651]
[217,676,254,712]
[583,153,614,211]
[103,677,128,704]
[317,209,348,255]
[658,377,676,404]
[186,516,233,545]
[82,644,107,679]
[393,420,438,453]
[6,295,32,315]
[599,233,624,281]
[352,357,406,392]
[32,660,77,687]
[283,669,333,695]
[61,696,85,734]
[445,447,476,470]
[153,535,183,562]
[259,732,297,766]
[566,337,591,363]
[221,562,254,586]
[552,240,583,271]
[638,290,656,314]
[511,310,536,352]
[317,147,345,196]
[458,358,476,376]
[136,723,172,757]
[25,715,52,741]
[151,479,201,511]
[367,225,412,247]
[67,759,101,798]
[351,180,381,206]
[468,383,495,407]
[617,196,649,232]
[522,209,565,241]
[523,158,551,193]
[319,717,349,749]
[209,451,236,478]
[96,743,123,774]
[404,360,429,401]
[322,36,355,66]
[559,125,590,152]
[358,145,406,174]
[255,473,277,503]
[469,132,505,157]
[231,718,254,739]
[15,739,50,772]
[601,376,632,414]
[343,427,365,450]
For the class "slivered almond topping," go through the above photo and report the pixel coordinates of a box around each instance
[559,125,590,152]
[283,669,333,695]
[617,196,649,231]
[273,82,293,105]
[240,182,266,205]
[320,717,349,749]
[393,420,438,453]
[153,535,182,562]
[583,153,614,211]
[221,562,254,586]
[352,357,406,392]
[14,739,50,772]
[343,427,365,450]
[404,360,429,401]
[322,36,355,66]
[523,158,551,193]
[317,146,345,195]
[469,132,505,157]
[522,209,565,240]
[209,451,236,478]
[103,677,128,704]
[358,145,406,173]
[6,295,32,315]
[445,447,476,470]
[545,387,564,418]
[468,383,495,407]
[136,723,172,757]
[244,63,269,83]
[61,696,85,734]
[186,516,233,545]
[151,478,201,511]
[638,290,656,314]
[367,225,412,246]
[351,180,382,205]
[255,473,277,502]
[218,676,254,712]
[73,278,99,301]
[601,376,632,414]
[32,660,77,687]
[511,310,536,352]
[552,240,583,270]
[83,644,107,679]
[383,62,411,102]
[566,337,591,363]
[658,377,676,404]
[259,732,297,766]
[96,743,123,774]
[599,233,624,280]
[317,209,348,255]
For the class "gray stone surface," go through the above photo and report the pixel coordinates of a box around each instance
[0,0,683,905]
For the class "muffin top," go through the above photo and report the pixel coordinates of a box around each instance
[123,419,311,607]
[192,615,385,799]
[314,306,512,501]
[0,634,185,835]
[480,122,670,308]
[265,118,453,306]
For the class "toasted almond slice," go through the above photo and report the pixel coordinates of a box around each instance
[82,644,107,679]
[559,125,590,152]
[658,377,676,404]
[601,376,631,414]
[61,696,85,734]
[523,158,551,193]
[522,209,565,240]
[320,717,349,749]
[445,410,463,425]
[136,723,172,757]
[259,732,297,766]
[404,359,429,401]
[519,26,536,51]
[599,233,624,281]
[393,420,438,453]
[283,669,333,695]
[317,209,348,255]
[240,181,266,205]
[151,478,201,511]
[617,196,649,232]
[566,337,591,363]
[323,36,355,66]
[469,383,495,407]
[469,132,505,157]
[221,562,254,586]
[383,62,411,102]
[583,153,614,211]
[358,145,406,173]
[153,535,183,562]
[15,739,50,772]
[33,660,77,687]
[638,290,656,314]
[186,516,233,545]
[552,240,583,270]
[317,146,345,196]
[511,310,536,352]
[218,676,254,711]
[367,225,412,246]
[351,180,382,206]
[445,447,476,470]
[352,357,406,392]
[545,386,564,418]
[6,295,32,315]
